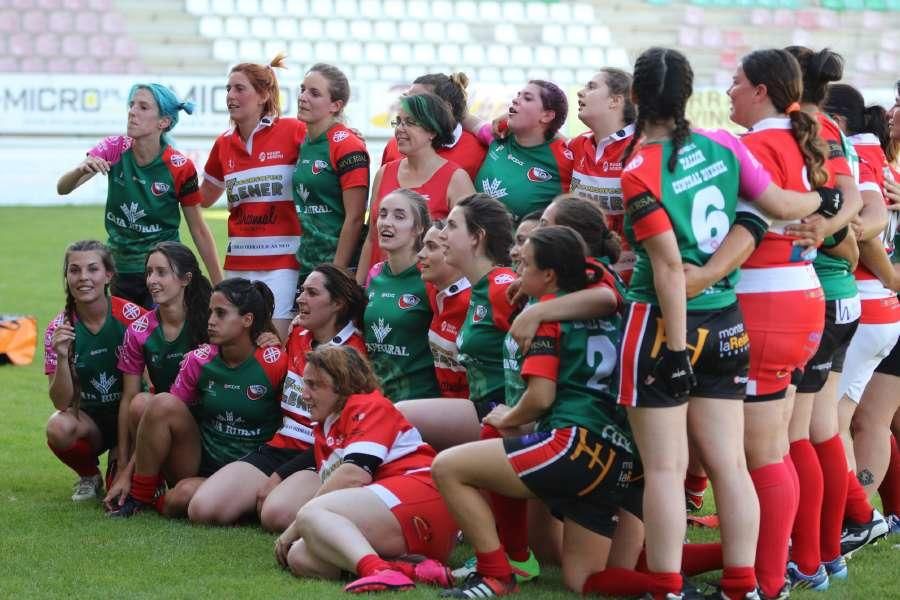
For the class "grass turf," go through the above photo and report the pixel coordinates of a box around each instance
[0,206,897,598]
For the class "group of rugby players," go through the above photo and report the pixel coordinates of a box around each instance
[45,44,899,600]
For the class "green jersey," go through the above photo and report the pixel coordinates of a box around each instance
[292,123,369,278]
[117,309,194,392]
[457,268,517,405]
[364,262,439,400]
[475,136,573,221]
[88,136,201,274]
[621,129,773,310]
[170,344,286,466]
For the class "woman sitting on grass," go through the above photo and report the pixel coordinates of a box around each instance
[45,240,146,502]
[109,278,286,518]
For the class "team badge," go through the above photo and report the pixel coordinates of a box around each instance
[312,160,329,174]
[131,315,149,333]
[263,347,281,363]
[169,153,187,167]
[247,384,267,400]
[122,302,141,320]
[195,344,211,359]
[332,130,349,143]
[473,305,488,323]
[526,167,552,182]
[493,273,515,285]
[151,182,171,196]
[398,293,420,309]
[623,155,643,172]
[563,148,574,160]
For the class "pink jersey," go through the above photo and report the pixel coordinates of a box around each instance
[203,117,307,271]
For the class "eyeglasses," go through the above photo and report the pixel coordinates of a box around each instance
[390,117,420,129]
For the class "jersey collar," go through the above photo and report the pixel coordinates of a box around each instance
[847,132,880,145]
[748,116,791,132]
[443,123,464,149]
[330,321,358,346]
[226,114,276,155]
[440,277,471,297]
[593,123,636,161]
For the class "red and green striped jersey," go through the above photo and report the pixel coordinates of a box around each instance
[292,123,369,277]
[457,267,517,405]
[170,343,286,466]
[117,309,193,392]
[44,297,146,415]
[621,129,772,310]
[364,262,440,400]
[475,136,573,221]
[89,136,201,274]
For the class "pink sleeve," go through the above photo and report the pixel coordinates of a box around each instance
[169,347,205,404]
[117,319,150,376]
[43,312,65,375]
[87,136,130,165]
[697,129,771,201]
[475,123,493,147]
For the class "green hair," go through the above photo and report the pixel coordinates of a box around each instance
[399,93,455,149]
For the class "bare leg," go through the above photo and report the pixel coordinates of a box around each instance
[527,499,562,566]
[560,518,612,593]
[838,395,858,471]
[851,372,900,495]
[606,509,645,570]
[134,392,201,481]
[46,409,102,453]
[396,398,481,451]
[162,477,206,518]
[188,461,270,525]
[260,470,322,533]
[810,372,841,444]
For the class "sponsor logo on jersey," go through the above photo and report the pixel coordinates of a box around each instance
[481,177,508,199]
[311,160,329,174]
[195,344,211,359]
[227,158,235,170]
[603,160,623,171]
[295,183,310,203]
[623,155,643,171]
[120,202,146,225]
[372,317,392,343]
[247,384,267,400]
[527,167,552,182]
[263,347,281,363]
[122,302,142,320]
[332,130,349,143]
[151,182,171,196]
[493,273,515,285]
[169,153,187,167]
[91,371,117,394]
[398,293,420,309]
[131,315,149,333]
[257,150,285,162]
[473,305,488,323]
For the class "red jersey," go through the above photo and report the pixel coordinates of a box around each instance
[381,125,486,181]
[568,124,636,280]
[426,277,471,398]
[368,158,462,264]
[849,133,899,323]
[268,322,367,450]
[203,117,307,271]
[314,390,435,483]
[817,113,853,180]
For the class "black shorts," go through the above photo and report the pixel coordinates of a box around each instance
[198,451,229,478]
[618,302,749,408]
[504,426,643,537]
[796,299,860,393]
[84,408,118,453]
[874,335,900,377]
[111,272,154,309]
[239,443,308,477]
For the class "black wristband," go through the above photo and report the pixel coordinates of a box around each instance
[815,187,843,218]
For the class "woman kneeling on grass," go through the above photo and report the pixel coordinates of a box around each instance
[45,240,147,501]
[274,345,458,594]
[432,226,643,598]
[109,278,286,518]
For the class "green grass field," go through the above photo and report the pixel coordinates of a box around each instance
[0,206,896,598]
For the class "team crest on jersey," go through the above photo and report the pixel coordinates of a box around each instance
[131,315,149,333]
[562,148,574,160]
[169,153,187,167]
[246,384,267,400]
[332,130,349,143]
[493,273,515,285]
[527,167,552,182]
[263,347,281,363]
[122,302,141,320]
[312,160,329,174]
[623,155,643,172]
[398,293,420,309]
[473,305,488,323]
[151,182,171,196]
[195,344,211,360]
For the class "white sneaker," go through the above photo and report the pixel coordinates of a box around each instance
[71,474,103,501]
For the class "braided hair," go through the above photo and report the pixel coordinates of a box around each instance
[622,47,694,173]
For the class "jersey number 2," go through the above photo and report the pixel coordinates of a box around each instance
[586,334,617,391]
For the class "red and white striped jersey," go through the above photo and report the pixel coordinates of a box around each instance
[426,277,471,398]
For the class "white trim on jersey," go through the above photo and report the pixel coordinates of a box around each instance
[593,122,636,161]
[345,440,390,460]
[366,483,402,509]
[736,199,774,227]
[202,171,226,188]
[345,428,426,464]
[748,117,791,132]
[847,132,880,146]
[736,264,821,294]
[859,181,881,194]
[331,321,359,346]
[435,277,471,312]
[225,236,301,256]
[856,278,896,300]
[276,420,315,443]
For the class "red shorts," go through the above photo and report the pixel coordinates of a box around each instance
[738,288,825,400]
[366,471,458,562]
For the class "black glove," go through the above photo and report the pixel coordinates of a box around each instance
[815,187,843,218]
[650,348,697,399]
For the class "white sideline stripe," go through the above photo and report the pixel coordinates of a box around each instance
[736,264,820,293]
[510,427,577,477]
[366,483,401,509]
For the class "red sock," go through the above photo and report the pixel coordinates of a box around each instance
[582,568,655,596]
[684,471,708,496]
[130,472,161,505]
[720,565,757,600]
[635,548,648,573]
[814,434,849,561]
[789,440,823,574]
[646,572,682,598]
[356,553,392,577]
[844,469,874,524]
[476,547,513,579]
[751,461,796,599]
[784,452,800,500]
[48,438,99,477]
[877,434,900,516]
[681,543,722,576]
[480,424,530,562]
